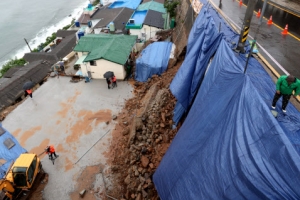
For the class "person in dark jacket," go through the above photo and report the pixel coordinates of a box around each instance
[124,60,133,81]
[106,78,111,89]
[272,75,300,113]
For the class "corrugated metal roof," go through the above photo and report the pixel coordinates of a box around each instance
[56,30,77,38]
[143,0,165,4]
[137,1,166,13]
[93,8,123,28]
[114,8,135,30]
[77,13,91,25]
[3,66,22,78]
[23,34,76,64]
[73,34,137,65]
[91,7,134,30]
[144,9,165,29]
[0,60,52,111]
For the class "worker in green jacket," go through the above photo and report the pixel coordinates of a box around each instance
[272,75,300,113]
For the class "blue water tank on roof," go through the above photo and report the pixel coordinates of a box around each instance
[88,3,92,8]
[75,21,80,27]
[78,32,85,39]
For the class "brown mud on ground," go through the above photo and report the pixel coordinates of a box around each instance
[29,138,50,158]
[69,164,106,200]
[19,126,42,146]
[66,109,112,144]
[28,173,49,200]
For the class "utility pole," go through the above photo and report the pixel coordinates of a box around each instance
[236,0,258,53]
[244,0,268,73]
[24,38,32,52]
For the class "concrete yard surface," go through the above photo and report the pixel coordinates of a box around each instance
[2,76,133,199]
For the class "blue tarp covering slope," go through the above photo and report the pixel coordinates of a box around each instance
[153,40,300,199]
[135,42,172,82]
[0,124,27,178]
[170,7,222,124]
[170,2,253,124]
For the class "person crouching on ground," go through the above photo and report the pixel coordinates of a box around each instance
[106,78,111,89]
[272,75,300,113]
[112,75,117,88]
[45,145,58,160]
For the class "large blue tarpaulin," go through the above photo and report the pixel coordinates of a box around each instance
[170,3,251,125]
[154,39,300,199]
[170,7,222,124]
[135,42,172,82]
[153,1,300,199]
[0,124,27,178]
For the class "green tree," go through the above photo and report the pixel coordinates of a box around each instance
[93,0,100,6]
[63,19,75,30]
[164,1,179,18]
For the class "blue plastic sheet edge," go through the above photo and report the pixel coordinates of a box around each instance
[0,123,27,178]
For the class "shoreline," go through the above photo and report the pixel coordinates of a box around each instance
[0,0,89,69]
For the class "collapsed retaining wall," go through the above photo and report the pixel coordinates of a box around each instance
[171,0,196,62]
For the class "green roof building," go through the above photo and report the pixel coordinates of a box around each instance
[73,34,137,79]
[137,1,166,13]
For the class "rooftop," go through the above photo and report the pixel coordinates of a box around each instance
[108,0,142,9]
[92,7,134,30]
[73,34,137,65]
[77,13,91,25]
[137,1,166,13]
[125,10,147,29]
[144,9,166,29]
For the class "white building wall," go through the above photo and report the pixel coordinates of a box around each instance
[130,25,161,41]
[80,59,125,80]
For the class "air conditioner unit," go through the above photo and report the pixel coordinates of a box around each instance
[129,19,135,24]
[141,33,146,37]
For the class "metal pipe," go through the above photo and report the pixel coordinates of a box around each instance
[24,38,32,52]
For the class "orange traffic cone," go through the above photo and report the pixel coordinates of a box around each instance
[256,9,261,18]
[267,16,273,25]
[282,24,288,35]
[239,0,242,6]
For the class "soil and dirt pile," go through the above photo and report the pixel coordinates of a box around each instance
[107,59,183,199]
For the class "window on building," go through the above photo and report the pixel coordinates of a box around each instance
[90,61,96,66]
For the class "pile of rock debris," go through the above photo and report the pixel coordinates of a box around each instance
[108,61,183,200]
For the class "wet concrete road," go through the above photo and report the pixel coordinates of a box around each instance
[2,77,133,199]
[210,0,300,78]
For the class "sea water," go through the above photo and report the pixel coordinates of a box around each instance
[0,0,90,68]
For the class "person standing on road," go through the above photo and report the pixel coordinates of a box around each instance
[59,60,65,75]
[45,145,58,160]
[59,60,64,68]
[272,75,300,113]
[54,65,59,79]
[106,78,111,89]
[124,60,133,81]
